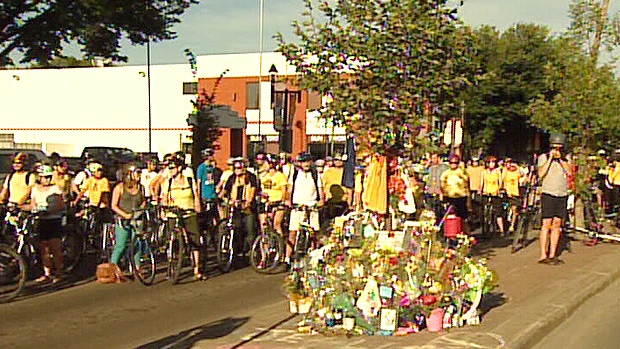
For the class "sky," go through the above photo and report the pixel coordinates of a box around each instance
[119,0,620,66]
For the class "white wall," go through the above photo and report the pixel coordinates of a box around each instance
[0,52,344,157]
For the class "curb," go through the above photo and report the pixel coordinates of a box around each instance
[503,253,620,349]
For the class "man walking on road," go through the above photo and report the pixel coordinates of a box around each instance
[537,133,572,265]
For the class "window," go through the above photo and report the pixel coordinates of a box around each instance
[183,82,198,95]
[246,82,259,109]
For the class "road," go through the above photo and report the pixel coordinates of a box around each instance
[0,257,291,349]
[532,277,620,349]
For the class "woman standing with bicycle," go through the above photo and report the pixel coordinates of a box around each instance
[110,165,146,267]
[258,155,288,237]
[161,155,204,280]
[28,165,66,283]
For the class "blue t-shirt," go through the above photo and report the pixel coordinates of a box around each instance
[196,163,218,200]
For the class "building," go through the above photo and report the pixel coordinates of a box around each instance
[0,52,345,168]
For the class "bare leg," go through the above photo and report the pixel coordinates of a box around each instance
[548,217,563,258]
[539,218,552,260]
[286,230,297,263]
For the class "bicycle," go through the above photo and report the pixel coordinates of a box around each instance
[511,183,540,253]
[291,204,320,266]
[102,209,157,286]
[481,195,500,238]
[250,199,285,274]
[215,200,246,274]
[568,188,620,245]
[0,243,27,303]
[162,206,203,284]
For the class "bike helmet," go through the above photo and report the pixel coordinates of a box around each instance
[297,152,312,162]
[88,162,103,173]
[12,152,28,163]
[169,153,185,167]
[201,148,214,158]
[315,159,326,167]
[38,165,54,177]
[549,132,566,146]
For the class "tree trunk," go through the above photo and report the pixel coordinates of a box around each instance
[591,0,611,64]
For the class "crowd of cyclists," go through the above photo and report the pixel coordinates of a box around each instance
[2,139,620,285]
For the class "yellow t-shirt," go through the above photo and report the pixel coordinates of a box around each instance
[502,169,521,197]
[161,176,195,211]
[260,171,288,202]
[440,168,469,198]
[52,173,72,199]
[322,167,344,199]
[466,165,484,192]
[82,177,110,206]
[608,165,620,186]
[2,172,35,204]
[482,169,501,196]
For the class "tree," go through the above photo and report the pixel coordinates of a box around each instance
[462,24,557,158]
[567,0,620,64]
[275,0,478,157]
[0,0,197,67]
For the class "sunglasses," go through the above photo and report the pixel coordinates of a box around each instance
[13,162,23,165]
[449,161,459,164]
[40,175,53,179]
[234,166,244,170]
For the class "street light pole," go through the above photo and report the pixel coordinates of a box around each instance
[257,0,265,154]
[269,64,300,154]
[147,37,152,153]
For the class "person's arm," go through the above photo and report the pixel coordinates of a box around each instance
[316,173,325,206]
[538,153,552,178]
[191,177,201,212]
[110,184,131,220]
[99,178,111,208]
[0,177,9,203]
[72,178,89,206]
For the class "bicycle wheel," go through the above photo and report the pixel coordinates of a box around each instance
[130,234,156,286]
[0,244,27,303]
[62,225,85,272]
[216,223,234,273]
[292,228,310,264]
[250,230,283,274]
[481,204,493,238]
[511,213,529,253]
[167,230,185,284]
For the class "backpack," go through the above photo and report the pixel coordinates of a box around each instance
[291,168,321,202]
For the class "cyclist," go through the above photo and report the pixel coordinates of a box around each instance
[440,154,471,230]
[502,158,522,233]
[537,133,572,265]
[221,158,259,254]
[425,152,448,220]
[71,159,95,199]
[110,164,146,269]
[285,153,324,267]
[161,154,204,279]
[52,159,73,203]
[28,165,66,283]
[480,155,505,237]
[466,157,484,225]
[72,161,110,209]
[140,157,159,202]
[0,152,36,206]
[605,150,620,214]
[196,148,222,236]
[258,154,288,237]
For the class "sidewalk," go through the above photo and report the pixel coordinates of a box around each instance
[201,232,620,349]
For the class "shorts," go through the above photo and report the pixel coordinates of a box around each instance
[541,194,568,220]
[288,209,320,232]
[483,195,504,215]
[444,196,468,219]
[37,218,63,240]
[506,195,522,208]
[166,212,201,249]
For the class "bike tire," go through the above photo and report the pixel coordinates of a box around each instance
[482,204,493,238]
[292,228,309,264]
[130,235,156,286]
[62,225,85,273]
[216,223,234,273]
[167,230,184,284]
[249,230,283,274]
[512,214,529,253]
[0,244,27,303]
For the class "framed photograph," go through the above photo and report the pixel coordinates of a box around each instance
[380,308,398,331]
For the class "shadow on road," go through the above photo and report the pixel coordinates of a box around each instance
[479,291,507,317]
[136,316,250,349]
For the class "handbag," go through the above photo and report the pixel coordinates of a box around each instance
[96,263,124,284]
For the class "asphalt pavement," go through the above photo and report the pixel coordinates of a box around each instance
[2,230,620,349]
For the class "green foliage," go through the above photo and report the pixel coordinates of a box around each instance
[30,56,93,68]
[462,24,557,156]
[275,0,478,156]
[567,0,620,64]
[0,0,198,66]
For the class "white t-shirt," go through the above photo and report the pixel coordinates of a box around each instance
[290,170,321,205]
[31,185,63,219]
[140,169,158,197]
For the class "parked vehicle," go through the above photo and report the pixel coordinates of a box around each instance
[0,149,48,184]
